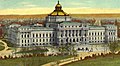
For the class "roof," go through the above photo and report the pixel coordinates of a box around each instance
[89,25,105,30]
[49,10,69,16]
[48,1,69,16]
[18,25,53,31]
[60,21,81,25]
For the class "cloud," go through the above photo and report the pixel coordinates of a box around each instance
[20,2,38,8]
[1,7,120,15]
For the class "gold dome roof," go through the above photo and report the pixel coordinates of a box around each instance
[49,1,69,16]
[55,3,62,8]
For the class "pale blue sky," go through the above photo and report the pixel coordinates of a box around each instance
[0,0,120,9]
[1,0,120,15]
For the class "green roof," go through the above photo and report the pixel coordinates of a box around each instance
[60,21,81,25]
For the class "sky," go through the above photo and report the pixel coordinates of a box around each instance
[0,0,120,15]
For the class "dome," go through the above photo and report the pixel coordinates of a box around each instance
[49,1,69,16]
[55,3,62,8]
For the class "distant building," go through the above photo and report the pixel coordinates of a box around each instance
[0,24,5,38]
[8,1,117,47]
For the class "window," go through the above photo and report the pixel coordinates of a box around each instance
[24,34,26,38]
[22,40,23,43]
[28,40,29,43]
[27,34,29,38]
[33,39,34,42]
[101,32,103,35]
[39,34,41,37]
[21,35,23,38]
[92,33,94,35]
[33,34,34,37]
[53,34,54,37]
[36,34,38,37]
[65,34,67,37]
[36,39,38,42]
[39,39,41,42]
[72,33,74,36]
[77,38,78,42]
[80,38,81,41]
[50,34,51,37]
[46,39,48,42]
[53,39,54,42]
[61,34,63,37]
[73,39,75,42]
[46,34,48,37]
[70,39,72,42]
[89,32,91,36]
[76,33,77,36]
[95,32,96,35]
[69,34,71,37]
[43,34,44,37]
[25,40,26,43]
[66,38,68,42]
[40,43,41,45]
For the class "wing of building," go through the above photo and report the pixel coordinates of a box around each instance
[8,1,117,47]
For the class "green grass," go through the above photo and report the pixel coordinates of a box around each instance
[0,55,73,66]
[0,45,4,51]
[66,54,120,66]
[0,42,4,45]
[2,40,14,47]
[16,49,48,54]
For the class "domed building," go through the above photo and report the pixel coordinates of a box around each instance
[8,1,117,48]
[46,1,71,23]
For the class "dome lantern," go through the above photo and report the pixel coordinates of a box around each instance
[49,0,69,16]
[55,0,62,10]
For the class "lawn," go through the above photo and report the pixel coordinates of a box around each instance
[66,54,120,66]
[2,40,14,47]
[0,44,4,51]
[0,55,73,66]
[0,42,5,51]
[16,48,48,54]
[0,42,4,45]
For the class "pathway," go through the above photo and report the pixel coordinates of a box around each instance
[42,51,110,66]
[0,40,13,57]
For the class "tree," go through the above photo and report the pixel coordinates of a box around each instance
[109,41,119,59]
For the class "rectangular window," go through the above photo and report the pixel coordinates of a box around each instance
[36,39,38,42]
[25,40,26,43]
[39,34,41,37]
[36,34,38,37]
[39,39,41,42]
[33,39,34,42]
[46,34,48,37]
[21,35,23,38]
[27,34,29,38]
[89,32,91,36]
[43,39,45,42]
[22,40,23,43]
[33,34,34,37]
[28,40,29,43]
